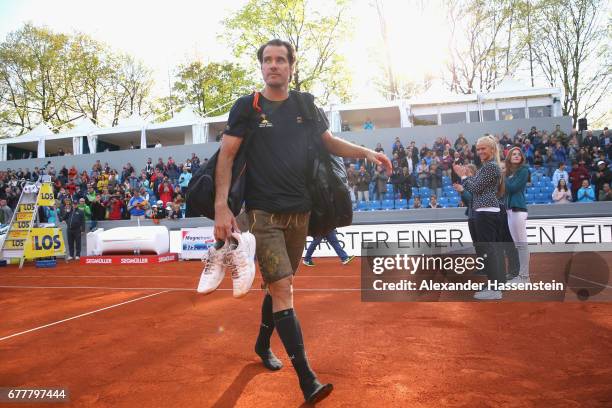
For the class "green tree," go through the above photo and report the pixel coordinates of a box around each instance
[172,61,255,116]
[445,0,521,93]
[528,0,611,126]
[68,33,116,124]
[0,23,77,134]
[221,0,353,104]
[0,24,154,134]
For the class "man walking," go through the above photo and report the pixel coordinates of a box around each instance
[61,201,85,260]
[303,229,355,266]
[202,39,391,404]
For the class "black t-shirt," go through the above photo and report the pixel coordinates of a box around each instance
[224,92,328,213]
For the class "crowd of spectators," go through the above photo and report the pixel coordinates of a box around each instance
[344,125,612,209]
[0,124,610,226]
[0,153,207,228]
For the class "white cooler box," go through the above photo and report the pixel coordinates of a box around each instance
[87,226,170,255]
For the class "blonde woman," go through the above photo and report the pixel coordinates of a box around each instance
[504,147,530,283]
[453,135,505,300]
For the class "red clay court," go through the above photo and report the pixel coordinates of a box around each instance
[1,255,611,407]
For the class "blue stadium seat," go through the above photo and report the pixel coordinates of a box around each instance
[535,193,548,204]
[384,192,394,200]
[408,199,414,208]
[527,186,538,195]
[370,200,382,210]
[396,198,407,208]
[382,199,394,209]
[438,197,449,207]
[412,187,419,195]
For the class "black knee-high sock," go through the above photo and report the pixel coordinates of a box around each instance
[273,308,316,387]
[255,294,283,370]
[255,294,275,351]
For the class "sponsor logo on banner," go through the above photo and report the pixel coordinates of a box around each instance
[80,254,177,264]
[8,230,29,239]
[23,228,66,258]
[16,212,33,221]
[4,239,25,250]
[37,183,55,206]
[158,255,176,263]
[306,217,612,257]
[12,221,30,230]
[18,203,36,212]
[120,258,149,264]
[86,258,112,264]
[181,227,215,259]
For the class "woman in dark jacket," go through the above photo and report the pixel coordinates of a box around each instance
[453,135,505,300]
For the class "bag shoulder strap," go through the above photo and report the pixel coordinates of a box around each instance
[290,90,320,122]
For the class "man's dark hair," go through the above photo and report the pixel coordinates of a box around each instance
[257,39,296,66]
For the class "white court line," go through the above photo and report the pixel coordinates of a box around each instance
[0,290,171,342]
[0,285,360,292]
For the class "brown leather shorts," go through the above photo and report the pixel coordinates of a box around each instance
[245,209,310,284]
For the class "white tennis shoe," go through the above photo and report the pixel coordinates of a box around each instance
[473,289,503,300]
[197,244,227,294]
[226,232,256,298]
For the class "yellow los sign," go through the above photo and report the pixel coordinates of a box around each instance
[18,203,36,212]
[8,230,29,239]
[11,221,30,230]
[37,183,55,206]
[16,212,33,222]
[23,228,66,258]
[4,239,25,249]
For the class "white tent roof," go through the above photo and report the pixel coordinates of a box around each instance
[0,122,54,144]
[97,112,146,136]
[148,106,205,130]
[326,99,401,113]
[203,112,229,124]
[409,82,477,105]
[484,78,560,100]
[48,117,101,141]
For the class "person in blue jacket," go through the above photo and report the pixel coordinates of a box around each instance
[504,147,531,283]
[577,180,596,202]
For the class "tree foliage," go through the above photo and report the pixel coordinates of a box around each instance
[0,23,153,136]
[528,0,611,126]
[172,61,255,116]
[220,0,353,104]
[445,0,523,94]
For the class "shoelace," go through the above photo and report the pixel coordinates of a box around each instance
[225,248,249,281]
[201,248,225,275]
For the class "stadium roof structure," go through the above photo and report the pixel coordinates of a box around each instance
[408,82,477,105]
[148,106,204,130]
[0,122,54,145]
[483,78,559,100]
[51,117,100,140]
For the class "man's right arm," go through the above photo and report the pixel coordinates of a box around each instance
[214,134,243,241]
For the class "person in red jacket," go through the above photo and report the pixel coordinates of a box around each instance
[568,160,590,200]
[158,179,173,206]
[107,196,124,220]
